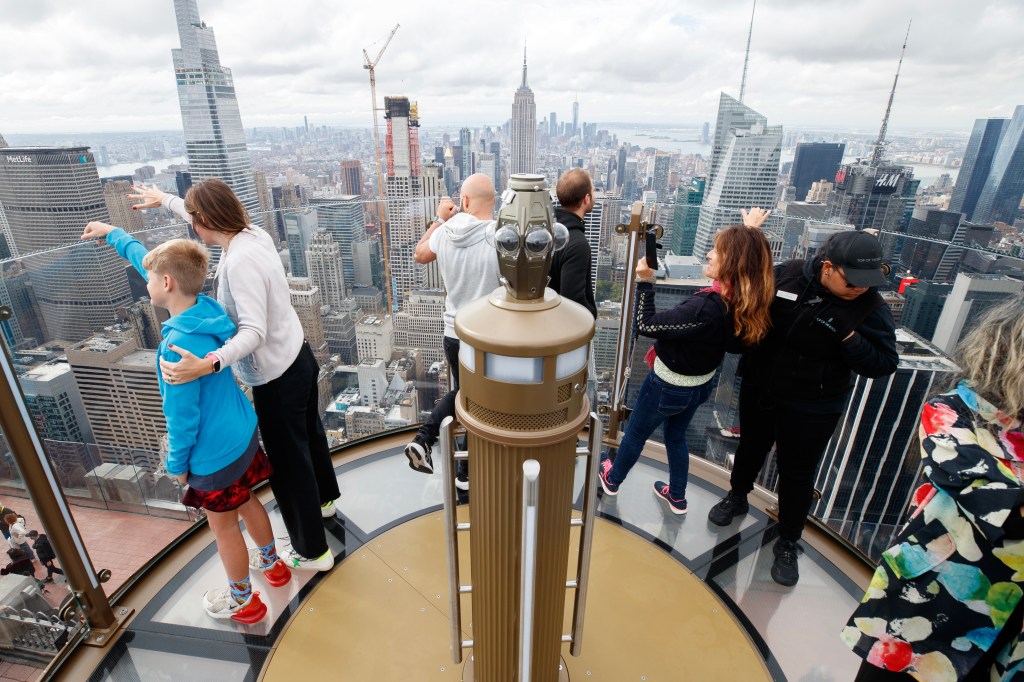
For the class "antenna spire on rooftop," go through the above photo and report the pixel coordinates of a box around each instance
[871,20,912,167]
[521,43,528,89]
[738,0,756,103]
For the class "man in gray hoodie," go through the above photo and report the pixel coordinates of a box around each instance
[404,174,500,482]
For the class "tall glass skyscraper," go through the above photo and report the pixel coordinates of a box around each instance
[0,148,132,342]
[898,207,963,281]
[172,0,258,211]
[509,50,537,176]
[949,117,1009,221]
[972,105,1024,226]
[311,195,367,286]
[384,96,426,308]
[670,177,706,257]
[791,142,845,202]
[827,161,915,264]
[694,94,782,258]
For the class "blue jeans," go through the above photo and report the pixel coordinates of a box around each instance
[607,370,714,500]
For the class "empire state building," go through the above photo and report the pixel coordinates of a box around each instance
[509,48,537,176]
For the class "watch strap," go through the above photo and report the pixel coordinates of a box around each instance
[205,352,222,373]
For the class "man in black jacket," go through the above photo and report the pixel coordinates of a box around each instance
[550,169,597,318]
[708,229,898,587]
[27,530,63,582]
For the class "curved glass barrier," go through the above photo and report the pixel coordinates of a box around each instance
[0,418,90,677]
[0,182,980,676]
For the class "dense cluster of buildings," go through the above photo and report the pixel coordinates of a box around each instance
[0,0,1021,539]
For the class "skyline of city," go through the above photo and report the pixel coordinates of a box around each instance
[2,1,1022,134]
[0,0,1019,465]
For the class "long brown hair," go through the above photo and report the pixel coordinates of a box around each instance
[184,178,250,235]
[713,226,774,345]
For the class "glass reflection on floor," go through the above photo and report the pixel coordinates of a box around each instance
[86,442,865,681]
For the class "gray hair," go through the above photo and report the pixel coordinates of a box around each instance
[951,295,1024,421]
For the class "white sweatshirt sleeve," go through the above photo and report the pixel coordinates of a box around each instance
[162,195,190,222]
[213,253,271,368]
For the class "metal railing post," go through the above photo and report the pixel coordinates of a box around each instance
[570,413,601,655]
[440,416,468,664]
[0,331,117,634]
[518,460,540,682]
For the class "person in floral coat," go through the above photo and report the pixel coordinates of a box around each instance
[843,296,1024,681]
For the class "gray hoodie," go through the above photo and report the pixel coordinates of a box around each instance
[429,212,501,339]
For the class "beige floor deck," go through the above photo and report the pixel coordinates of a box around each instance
[265,511,769,681]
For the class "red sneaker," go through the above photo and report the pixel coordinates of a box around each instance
[263,560,291,587]
[248,548,292,586]
[203,588,268,624]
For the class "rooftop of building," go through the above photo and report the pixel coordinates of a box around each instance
[120,350,158,368]
[356,314,390,327]
[17,361,72,382]
[67,336,132,354]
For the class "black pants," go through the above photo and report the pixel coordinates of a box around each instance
[417,336,461,448]
[252,341,340,558]
[42,560,63,580]
[728,380,841,542]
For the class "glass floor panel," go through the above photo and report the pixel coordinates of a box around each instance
[80,438,867,681]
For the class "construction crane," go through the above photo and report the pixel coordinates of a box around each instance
[363,23,400,311]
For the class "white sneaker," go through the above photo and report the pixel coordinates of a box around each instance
[280,546,334,572]
[202,587,266,623]
[320,500,337,518]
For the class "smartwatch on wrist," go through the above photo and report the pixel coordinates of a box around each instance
[433,215,445,224]
[205,352,222,373]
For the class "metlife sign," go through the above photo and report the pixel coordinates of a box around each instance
[4,155,33,164]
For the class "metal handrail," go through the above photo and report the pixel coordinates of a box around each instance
[518,460,541,682]
[568,413,602,655]
[440,417,465,664]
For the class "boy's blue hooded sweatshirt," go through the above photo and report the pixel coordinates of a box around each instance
[106,229,258,488]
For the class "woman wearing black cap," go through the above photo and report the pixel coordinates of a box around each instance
[707,224,899,587]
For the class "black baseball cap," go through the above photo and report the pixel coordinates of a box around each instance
[824,230,889,288]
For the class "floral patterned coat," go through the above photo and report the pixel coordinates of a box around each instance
[843,382,1024,680]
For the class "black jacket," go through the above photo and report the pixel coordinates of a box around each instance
[0,505,17,533]
[549,208,597,318]
[635,282,744,376]
[741,258,898,410]
[1,551,34,578]
[33,534,55,564]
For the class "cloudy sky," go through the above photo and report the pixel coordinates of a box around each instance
[2,0,1022,135]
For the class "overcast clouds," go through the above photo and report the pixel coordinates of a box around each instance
[1,0,1022,135]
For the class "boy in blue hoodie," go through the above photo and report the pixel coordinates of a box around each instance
[81,221,292,623]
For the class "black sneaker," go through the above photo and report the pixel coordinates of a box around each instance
[404,436,433,474]
[771,539,800,587]
[455,473,469,491]
[653,481,687,515]
[707,491,749,526]
[598,458,619,496]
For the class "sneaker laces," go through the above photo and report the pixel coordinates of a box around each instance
[777,542,799,564]
[657,484,681,502]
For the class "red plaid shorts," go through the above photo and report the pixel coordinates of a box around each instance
[182,448,273,513]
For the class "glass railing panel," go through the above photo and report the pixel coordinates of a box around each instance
[0,187,962,667]
[591,199,960,566]
[0,421,90,678]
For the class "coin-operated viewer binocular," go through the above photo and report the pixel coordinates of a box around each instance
[439,174,601,681]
